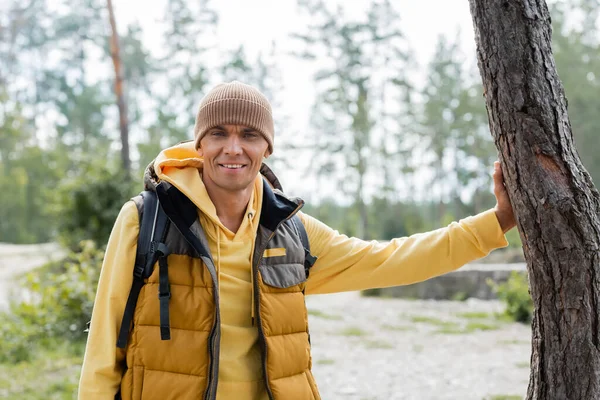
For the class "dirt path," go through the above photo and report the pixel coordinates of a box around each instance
[0,243,63,310]
[306,291,531,400]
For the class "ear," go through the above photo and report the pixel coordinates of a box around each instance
[197,145,204,157]
[263,148,271,158]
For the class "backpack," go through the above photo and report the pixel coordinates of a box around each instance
[116,190,316,349]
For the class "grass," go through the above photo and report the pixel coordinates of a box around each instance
[0,344,82,399]
[486,396,522,400]
[435,326,468,334]
[465,322,500,331]
[307,309,343,320]
[498,339,529,345]
[316,359,335,365]
[406,314,505,334]
[363,339,394,349]
[494,312,518,323]
[339,327,367,337]
[381,324,416,332]
[412,344,424,353]
[515,362,529,369]
[451,292,470,301]
[435,322,500,335]
[408,315,460,329]
[456,311,493,319]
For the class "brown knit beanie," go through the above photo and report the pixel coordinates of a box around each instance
[193,81,274,154]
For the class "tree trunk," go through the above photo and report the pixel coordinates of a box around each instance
[469,1,600,398]
[107,0,131,176]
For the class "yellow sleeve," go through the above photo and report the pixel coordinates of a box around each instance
[78,201,139,399]
[300,209,509,295]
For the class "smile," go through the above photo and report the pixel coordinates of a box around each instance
[219,164,246,169]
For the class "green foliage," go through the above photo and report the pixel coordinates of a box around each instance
[0,344,82,399]
[504,228,523,249]
[551,1,600,185]
[50,163,136,249]
[307,309,343,320]
[450,291,470,302]
[0,241,103,363]
[0,93,61,243]
[419,33,495,226]
[488,271,533,323]
[0,312,41,363]
[338,327,367,337]
[294,0,413,238]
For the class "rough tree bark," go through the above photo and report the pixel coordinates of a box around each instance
[107,0,131,176]
[468,1,600,399]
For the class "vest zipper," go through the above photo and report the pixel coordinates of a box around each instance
[203,257,220,400]
[205,311,219,400]
[253,202,304,400]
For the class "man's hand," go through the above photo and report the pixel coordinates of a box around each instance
[493,161,517,233]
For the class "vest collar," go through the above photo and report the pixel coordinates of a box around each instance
[259,178,303,232]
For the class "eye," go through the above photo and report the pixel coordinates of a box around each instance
[210,130,226,137]
[243,131,259,139]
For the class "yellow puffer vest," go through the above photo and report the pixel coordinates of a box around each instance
[118,170,320,400]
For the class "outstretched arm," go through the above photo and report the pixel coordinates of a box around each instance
[302,162,512,295]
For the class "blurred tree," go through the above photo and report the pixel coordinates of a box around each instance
[145,0,217,149]
[106,0,131,176]
[0,89,61,243]
[0,0,126,243]
[116,22,155,177]
[293,0,413,238]
[50,160,136,249]
[419,32,496,225]
[551,0,600,186]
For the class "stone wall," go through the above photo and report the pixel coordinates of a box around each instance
[364,263,528,300]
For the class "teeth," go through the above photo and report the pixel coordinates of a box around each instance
[222,164,243,169]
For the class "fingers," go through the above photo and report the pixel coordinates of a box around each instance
[492,161,502,184]
[493,161,502,177]
[493,161,504,194]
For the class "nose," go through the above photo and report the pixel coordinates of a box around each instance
[224,135,243,155]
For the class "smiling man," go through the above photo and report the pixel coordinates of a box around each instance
[79,81,516,400]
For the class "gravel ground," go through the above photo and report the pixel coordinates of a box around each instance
[306,291,531,400]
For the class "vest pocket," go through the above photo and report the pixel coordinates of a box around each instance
[259,263,306,288]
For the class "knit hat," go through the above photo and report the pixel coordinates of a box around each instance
[193,81,274,154]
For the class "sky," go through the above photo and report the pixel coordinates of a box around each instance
[115,0,479,117]
[107,0,486,200]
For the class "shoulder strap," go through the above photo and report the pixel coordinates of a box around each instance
[290,215,317,278]
[137,191,160,277]
[117,191,171,348]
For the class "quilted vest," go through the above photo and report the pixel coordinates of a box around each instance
[118,178,321,400]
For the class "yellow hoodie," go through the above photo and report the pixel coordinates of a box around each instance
[78,141,508,399]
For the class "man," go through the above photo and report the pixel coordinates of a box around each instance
[79,81,516,399]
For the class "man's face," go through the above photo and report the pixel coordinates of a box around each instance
[198,124,270,193]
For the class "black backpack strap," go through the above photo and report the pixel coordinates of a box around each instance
[117,191,171,348]
[157,242,171,340]
[290,215,317,278]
